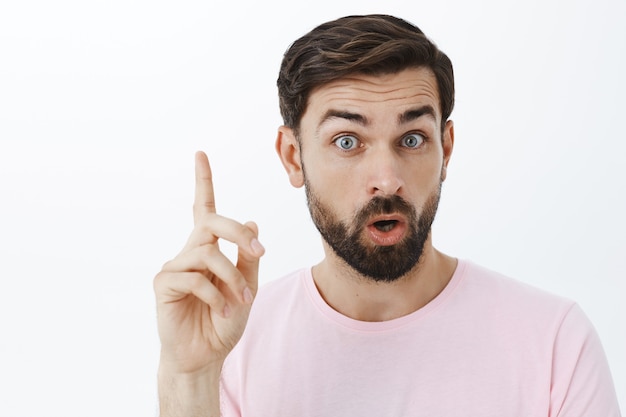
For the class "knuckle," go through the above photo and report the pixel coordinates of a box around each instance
[187,273,205,291]
[188,274,222,306]
[160,258,174,271]
[153,270,171,291]
[238,223,252,237]
[153,272,163,289]
[193,201,216,213]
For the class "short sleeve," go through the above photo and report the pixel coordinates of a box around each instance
[219,359,241,417]
[550,303,621,416]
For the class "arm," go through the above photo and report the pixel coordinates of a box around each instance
[154,151,264,416]
[157,365,221,417]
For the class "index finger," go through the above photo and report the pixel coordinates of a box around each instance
[193,151,216,224]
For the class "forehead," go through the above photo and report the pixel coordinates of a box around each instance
[303,67,441,124]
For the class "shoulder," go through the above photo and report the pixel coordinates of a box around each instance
[460,260,575,306]
[451,260,604,359]
[454,260,580,328]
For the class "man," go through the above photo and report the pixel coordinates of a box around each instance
[154,14,621,416]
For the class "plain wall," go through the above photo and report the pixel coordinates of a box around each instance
[0,0,624,415]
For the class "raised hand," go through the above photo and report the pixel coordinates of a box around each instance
[154,151,264,376]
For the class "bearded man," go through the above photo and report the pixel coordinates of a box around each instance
[154,14,621,417]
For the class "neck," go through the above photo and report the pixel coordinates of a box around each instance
[312,238,457,322]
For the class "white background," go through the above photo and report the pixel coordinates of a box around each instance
[0,0,624,415]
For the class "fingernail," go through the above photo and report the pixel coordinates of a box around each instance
[243,287,254,304]
[222,304,231,318]
[250,238,265,256]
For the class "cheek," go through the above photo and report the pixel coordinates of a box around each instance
[403,159,444,197]
[303,150,343,184]
[306,166,354,201]
[304,162,360,213]
[415,152,444,179]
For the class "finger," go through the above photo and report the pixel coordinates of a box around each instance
[163,244,252,304]
[193,151,216,225]
[182,213,265,259]
[236,221,262,304]
[154,271,229,318]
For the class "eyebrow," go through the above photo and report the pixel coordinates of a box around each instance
[318,110,368,130]
[317,105,437,132]
[398,105,437,125]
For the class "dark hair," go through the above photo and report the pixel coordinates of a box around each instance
[277,14,454,133]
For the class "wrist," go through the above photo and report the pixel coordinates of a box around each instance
[158,347,226,375]
[158,362,223,417]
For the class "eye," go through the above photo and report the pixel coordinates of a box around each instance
[333,135,360,150]
[401,133,425,148]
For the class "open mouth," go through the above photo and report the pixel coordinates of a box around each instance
[373,220,398,232]
[367,216,407,246]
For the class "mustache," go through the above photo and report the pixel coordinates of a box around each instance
[353,195,416,228]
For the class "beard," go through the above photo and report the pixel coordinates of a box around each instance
[305,178,442,283]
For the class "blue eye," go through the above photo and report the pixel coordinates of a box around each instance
[334,135,359,150]
[401,133,424,148]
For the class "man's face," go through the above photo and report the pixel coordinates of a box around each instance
[283,67,453,282]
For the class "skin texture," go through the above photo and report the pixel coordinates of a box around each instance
[276,67,457,322]
[155,66,457,415]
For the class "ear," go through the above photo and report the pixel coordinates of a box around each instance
[441,120,454,181]
[275,126,304,188]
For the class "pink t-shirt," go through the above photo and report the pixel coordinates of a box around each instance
[221,260,621,416]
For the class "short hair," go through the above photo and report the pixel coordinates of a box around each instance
[277,14,454,134]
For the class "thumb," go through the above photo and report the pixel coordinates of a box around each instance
[237,221,263,295]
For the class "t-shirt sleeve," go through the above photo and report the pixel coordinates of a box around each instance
[219,359,241,417]
[549,303,621,416]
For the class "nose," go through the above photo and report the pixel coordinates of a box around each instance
[366,149,404,196]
